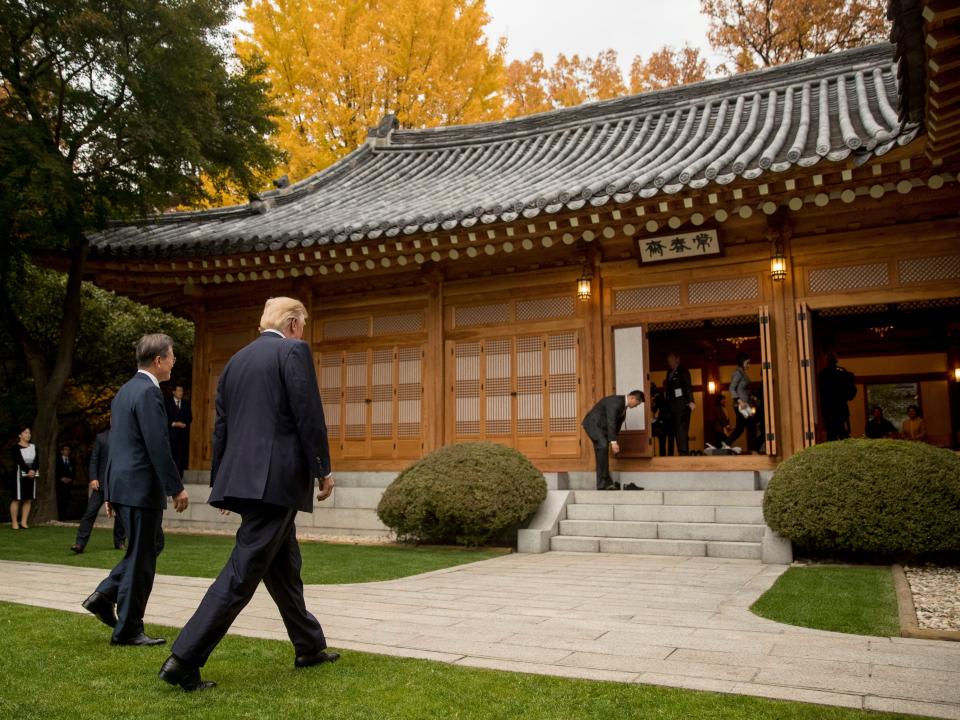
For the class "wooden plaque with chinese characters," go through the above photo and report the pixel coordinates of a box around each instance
[638,229,721,264]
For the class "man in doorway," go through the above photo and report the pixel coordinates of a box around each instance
[665,353,695,456]
[582,390,644,490]
[165,385,192,478]
[55,444,77,520]
[818,353,857,441]
[159,297,337,692]
[81,334,189,646]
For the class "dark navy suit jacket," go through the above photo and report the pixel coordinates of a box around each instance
[582,394,627,444]
[88,430,110,482]
[104,372,184,510]
[209,332,331,513]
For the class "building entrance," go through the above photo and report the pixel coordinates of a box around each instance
[798,298,960,448]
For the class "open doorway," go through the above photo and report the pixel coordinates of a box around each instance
[800,298,960,448]
[646,313,771,456]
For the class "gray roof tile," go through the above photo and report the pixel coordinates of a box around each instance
[91,44,919,258]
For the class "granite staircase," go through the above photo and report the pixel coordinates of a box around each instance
[550,471,769,560]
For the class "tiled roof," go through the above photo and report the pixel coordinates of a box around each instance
[91,44,919,259]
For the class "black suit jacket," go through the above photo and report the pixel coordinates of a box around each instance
[665,365,694,407]
[582,394,627,443]
[88,430,110,483]
[165,396,192,429]
[56,454,76,482]
[104,372,184,510]
[209,332,331,513]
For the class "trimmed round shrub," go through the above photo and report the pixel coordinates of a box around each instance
[377,442,547,546]
[764,439,960,557]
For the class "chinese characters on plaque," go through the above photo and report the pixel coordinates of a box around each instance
[638,229,721,264]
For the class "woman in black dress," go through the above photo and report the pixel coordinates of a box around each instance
[10,426,38,529]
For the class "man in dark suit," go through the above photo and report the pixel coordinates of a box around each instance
[582,390,643,490]
[81,334,189,646]
[159,297,336,692]
[72,430,126,553]
[165,385,192,478]
[665,352,695,456]
[56,444,77,520]
[819,353,857,441]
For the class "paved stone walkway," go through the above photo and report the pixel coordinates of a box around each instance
[2,553,959,719]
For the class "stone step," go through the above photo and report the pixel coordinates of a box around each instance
[566,504,764,524]
[616,471,758,491]
[572,490,764,506]
[559,519,658,539]
[559,520,764,543]
[550,535,762,560]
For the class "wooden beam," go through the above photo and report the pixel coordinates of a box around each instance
[926,26,960,51]
[929,89,960,110]
[930,66,960,93]
[929,53,960,74]
[923,0,960,26]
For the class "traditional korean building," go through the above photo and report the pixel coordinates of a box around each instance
[84,18,960,496]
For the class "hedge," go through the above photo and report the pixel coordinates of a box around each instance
[763,439,960,557]
[377,442,547,546]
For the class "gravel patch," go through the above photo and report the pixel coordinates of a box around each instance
[904,564,960,632]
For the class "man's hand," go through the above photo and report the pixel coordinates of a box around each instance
[688,402,696,410]
[172,489,189,513]
[172,421,187,429]
[26,469,35,478]
[105,501,113,519]
[89,479,100,492]
[610,441,620,455]
[317,475,335,502]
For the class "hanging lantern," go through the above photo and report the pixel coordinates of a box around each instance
[707,380,717,395]
[954,367,960,382]
[577,266,592,302]
[770,240,787,281]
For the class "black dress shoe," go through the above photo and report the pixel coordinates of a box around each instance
[624,483,645,491]
[81,591,117,628]
[71,544,84,554]
[114,543,125,550]
[159,654,216,691]
[294,650,340,669]
[111,632,166,646]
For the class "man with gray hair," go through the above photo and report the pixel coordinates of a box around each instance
[82,334,189,646]
[159,297,335,692]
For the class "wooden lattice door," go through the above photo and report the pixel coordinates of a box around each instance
[450,331,580,458]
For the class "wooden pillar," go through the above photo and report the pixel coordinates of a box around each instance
[424,273,445,453]
[767,223,802,459]
[187,304,207,472]
[585,254,605,466]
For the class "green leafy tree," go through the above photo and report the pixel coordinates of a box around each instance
[0,263,194,457]
[0,0,280,521]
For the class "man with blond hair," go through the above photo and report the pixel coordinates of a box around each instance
[159,297,336,691]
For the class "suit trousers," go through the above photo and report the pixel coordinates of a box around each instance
[670,402,691,456]
[75,489,125,549]
[584,427,612,489]
[172,502,326,667]
[95,505,164,642]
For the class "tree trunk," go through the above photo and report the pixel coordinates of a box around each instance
[30,402,59,523]
[1,228,88,524]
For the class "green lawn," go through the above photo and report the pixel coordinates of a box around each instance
[751,565,901,637]
[0,525,506,584]
[0,602,928,720]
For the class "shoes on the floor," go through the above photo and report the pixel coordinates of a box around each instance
[294,650,341,669]
[159,654,216,691]
[624,483,644,491]
[71,544,84,554]
[111,632,165,646]
[82,591,117,628]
